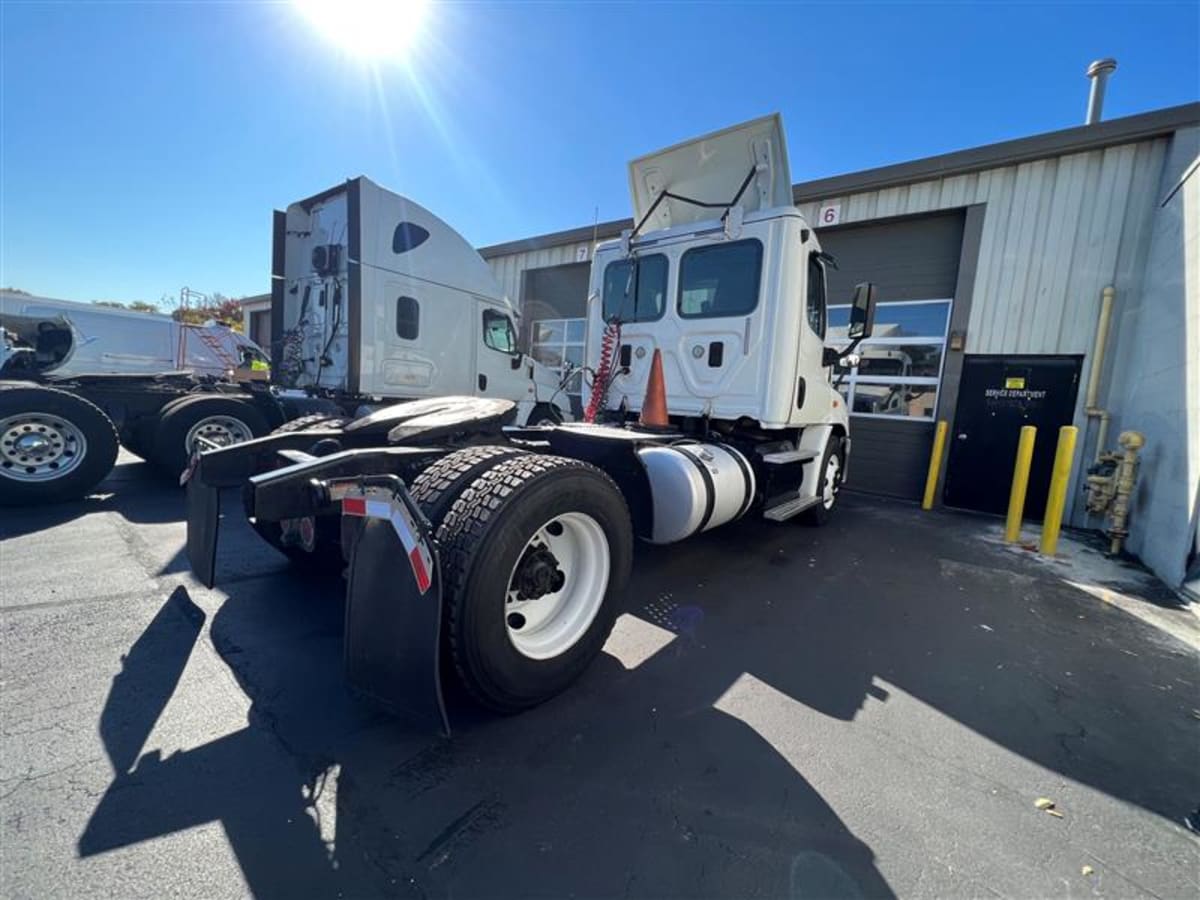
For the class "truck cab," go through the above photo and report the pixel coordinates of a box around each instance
[584,115,853,435]
[272,177,571,425]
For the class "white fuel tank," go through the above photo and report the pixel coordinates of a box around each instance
[637,443,756,544]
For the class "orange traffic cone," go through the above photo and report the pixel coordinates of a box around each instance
[638,349,669,428]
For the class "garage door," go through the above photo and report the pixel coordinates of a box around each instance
[820,211,965,500]
[522,262,591,415]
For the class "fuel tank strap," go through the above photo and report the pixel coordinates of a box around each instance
[717,442,756,521]
[679,447,716,532]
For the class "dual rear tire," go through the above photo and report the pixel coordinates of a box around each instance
[409,447,633,713]
[139,394,270,479]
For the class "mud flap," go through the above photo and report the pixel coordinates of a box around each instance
[185,467,221,589]
[342,482,449,736]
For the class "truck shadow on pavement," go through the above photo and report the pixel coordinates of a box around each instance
[77,495,1199,898]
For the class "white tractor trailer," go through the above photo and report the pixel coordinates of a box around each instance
[185,115,877,731]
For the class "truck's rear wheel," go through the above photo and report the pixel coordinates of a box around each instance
[149,394,269,479]
[251,414,351,570]
[0,386,119,506]
[434,454,632,713]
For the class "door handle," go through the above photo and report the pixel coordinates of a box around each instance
[478,374,488,391]
[957,433,968,440]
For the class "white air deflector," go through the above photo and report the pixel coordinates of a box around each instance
[627,114,792,234]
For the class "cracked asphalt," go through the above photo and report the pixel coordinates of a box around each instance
[2,451,1199,898]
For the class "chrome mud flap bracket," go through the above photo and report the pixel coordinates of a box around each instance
[339,478,450,736]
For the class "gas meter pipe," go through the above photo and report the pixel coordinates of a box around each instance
[1085,286,1115,463]
[1005,425,1037,543]
[1039,426,1079,557]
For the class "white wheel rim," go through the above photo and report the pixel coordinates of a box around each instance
[184,415,253,453]
[0,412,88,483]
[505,511,610,660]
[822,453,841,509]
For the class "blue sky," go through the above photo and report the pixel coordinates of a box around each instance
[2,1,1197,305]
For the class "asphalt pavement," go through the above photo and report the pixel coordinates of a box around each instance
[2,451,1198,899]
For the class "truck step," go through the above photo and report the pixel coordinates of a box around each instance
[760,449,818,464]
[762,495,821,522]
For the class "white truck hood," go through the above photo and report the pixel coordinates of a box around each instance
[627,113,792,234]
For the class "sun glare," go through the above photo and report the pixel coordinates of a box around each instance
[294,0,430,60]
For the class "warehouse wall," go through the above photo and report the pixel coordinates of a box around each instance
[1103,127,1200,587]
[796,137,1172,522]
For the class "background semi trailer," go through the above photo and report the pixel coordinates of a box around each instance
[269,176,574,428]
[0,292,294,506]
[185,114,877,730]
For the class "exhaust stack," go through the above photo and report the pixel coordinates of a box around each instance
[1085,58,1118,124]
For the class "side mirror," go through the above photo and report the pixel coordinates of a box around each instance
[848,282,878,340]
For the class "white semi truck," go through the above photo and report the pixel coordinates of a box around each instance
[185,115,877,731]
[269,177,573,428]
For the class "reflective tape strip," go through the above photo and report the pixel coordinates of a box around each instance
[341,493,432,594]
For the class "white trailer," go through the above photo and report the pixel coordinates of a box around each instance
[271,177,573,427]
[185,115,877,731]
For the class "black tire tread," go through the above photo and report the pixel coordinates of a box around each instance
[409,445,527,528]
[435,454,627,711]
[271,413,350,434]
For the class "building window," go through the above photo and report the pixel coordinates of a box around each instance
[678,239,763,319]
[828,299,952,421]
[395,296,419,340]
[392,222,430,254]
[602,254,668,322]
[531,317,585,398]
[482,308,517,353]
[806,252,827,339]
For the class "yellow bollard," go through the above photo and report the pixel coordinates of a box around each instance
[1039,425,1079,556]
[922,420,949,510]
[1005,426,1037,542]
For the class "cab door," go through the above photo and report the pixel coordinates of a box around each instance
[474,303,530,402]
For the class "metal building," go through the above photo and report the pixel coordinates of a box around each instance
[479,102,1200,590]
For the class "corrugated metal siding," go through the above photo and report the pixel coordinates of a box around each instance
[796,138,1170,357]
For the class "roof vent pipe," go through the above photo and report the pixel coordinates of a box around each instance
[1085,58,1118,124]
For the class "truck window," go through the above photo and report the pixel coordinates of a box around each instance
[392,222,430,254]
[395,296,419,340]
[601,254,667,322]
[677,239,762,319]
[807,252,827,339]
[482,309,517,353]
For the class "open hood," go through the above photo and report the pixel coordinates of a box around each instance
[627,114,792,234]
